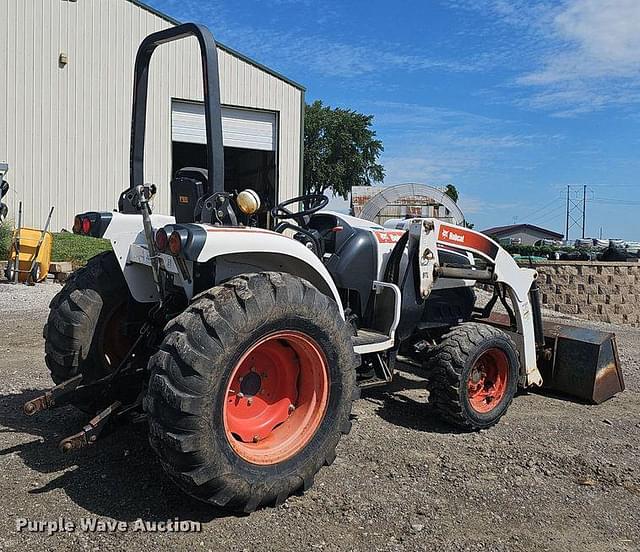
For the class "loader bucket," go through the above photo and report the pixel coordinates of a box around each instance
[538,321,624,404]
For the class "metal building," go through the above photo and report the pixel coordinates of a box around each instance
[0,0,305,231]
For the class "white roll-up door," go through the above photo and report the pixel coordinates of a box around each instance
[172,100,277,151]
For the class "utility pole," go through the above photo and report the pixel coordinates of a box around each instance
[565,185,570,241]
[565,184,588,242]
[582,184,587,239]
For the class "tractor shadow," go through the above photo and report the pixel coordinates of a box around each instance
[0,370,465,520]
[362,367,466,435]
[0,388,238,522]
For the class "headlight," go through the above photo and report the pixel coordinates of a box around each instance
[236,189,261,215]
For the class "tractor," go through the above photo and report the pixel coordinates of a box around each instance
[25,24,624,513]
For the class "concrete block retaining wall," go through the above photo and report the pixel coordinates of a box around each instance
[525,261,640,327]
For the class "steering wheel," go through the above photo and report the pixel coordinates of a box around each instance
[271,194,329,223]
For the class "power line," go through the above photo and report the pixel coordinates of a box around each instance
[519,195,563,222]
[529,204,566,227]
[584,184,639,188]
[590,198,640,206]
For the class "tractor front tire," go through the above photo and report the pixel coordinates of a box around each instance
[426,323,519,430]
[145,272,358,512]
[44,251,136,413]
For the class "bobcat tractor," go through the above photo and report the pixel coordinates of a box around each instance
[26,24,624,512]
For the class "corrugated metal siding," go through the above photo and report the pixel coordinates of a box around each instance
[0,0,303,230]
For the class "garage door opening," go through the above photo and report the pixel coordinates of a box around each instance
[172,101,278,227]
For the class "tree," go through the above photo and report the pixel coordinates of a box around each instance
[444,184,459,203]
[303,100,384,199]
[443,183,474,228]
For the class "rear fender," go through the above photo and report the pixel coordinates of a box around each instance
[195,227,344,318]
[102,212,175,303]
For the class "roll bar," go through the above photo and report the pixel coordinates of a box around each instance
[127,23,224,200]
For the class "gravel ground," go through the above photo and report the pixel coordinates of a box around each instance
[0,281,638,552]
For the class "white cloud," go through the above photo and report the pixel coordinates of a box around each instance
[224,31,479,79]
[520,0,640,85]
[447,0,640,114]
[517,0,640,113]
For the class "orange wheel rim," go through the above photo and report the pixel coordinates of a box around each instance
[467,348,509,413]
[223,331,329,465]
[100,302,135,370]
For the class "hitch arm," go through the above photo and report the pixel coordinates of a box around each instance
[59,401,122,453]
[23,375,83,416]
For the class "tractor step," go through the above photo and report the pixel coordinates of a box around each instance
[352,329,394,354]
[356,352,395,389]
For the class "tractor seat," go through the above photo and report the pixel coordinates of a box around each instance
[170,167,208,223]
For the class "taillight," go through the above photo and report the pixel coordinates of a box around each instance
[71,212,112,238]
[155,228,168,251]
[168,231,183,255]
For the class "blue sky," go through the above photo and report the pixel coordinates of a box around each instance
[147,0,640,239]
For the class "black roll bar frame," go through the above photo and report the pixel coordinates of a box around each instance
[124,23,224,211]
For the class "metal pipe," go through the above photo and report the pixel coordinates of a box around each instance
[135,185,164,301]
[435,266,494,281]
[565,185,570,241]
[582,184,587,239]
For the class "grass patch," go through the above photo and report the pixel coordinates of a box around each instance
[0,228,111,266]
[0,221,11,260]
[51,232,112,266]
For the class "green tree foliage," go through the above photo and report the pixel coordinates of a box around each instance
[444,184,459,203]
[443,184,472,227]
[303,100,384,199]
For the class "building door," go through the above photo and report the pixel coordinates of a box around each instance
[171,101,278,225]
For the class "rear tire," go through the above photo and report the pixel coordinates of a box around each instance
[145,272,358,512]
[426,323,519,430]
[44,251,137,413]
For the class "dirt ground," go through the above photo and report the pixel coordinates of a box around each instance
[0,281,638,552]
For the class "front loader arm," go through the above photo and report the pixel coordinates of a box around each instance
[408,219,543,387]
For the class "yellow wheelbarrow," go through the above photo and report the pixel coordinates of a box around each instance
[5,205,54,284]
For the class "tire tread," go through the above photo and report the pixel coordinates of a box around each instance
[146,272,357,512]
[426,322,518,430]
